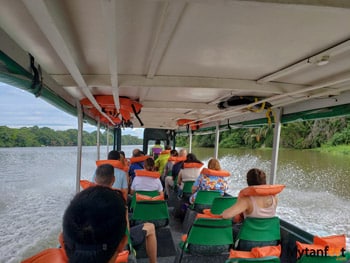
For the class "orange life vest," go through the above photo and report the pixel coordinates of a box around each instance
[168,156,186,163]
[80,180,96,189]
[201,168,230,177]
[80,95,143,127]
[177,119,203,131]
[129,155,150,164]
[238,184,285,198]
[96,159,128,172]
[136,192,165,201]
[229,245,281,259]
[183,162,203,169]
[134,170,161,178]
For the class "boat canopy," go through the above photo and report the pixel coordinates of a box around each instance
[1,0,350,132]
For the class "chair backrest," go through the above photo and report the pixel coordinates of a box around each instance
[226,256,280,263]
[130,190,159,211]
[183,180,195,194]
[210,196,238,215]
[238,217,281,242]
[191,190,222,212]
[180,217,233,256]
[131,200,169,227]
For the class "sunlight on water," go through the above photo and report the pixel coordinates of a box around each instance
[0,146,349,262]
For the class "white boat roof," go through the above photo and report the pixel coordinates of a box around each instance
[1,0,350,131]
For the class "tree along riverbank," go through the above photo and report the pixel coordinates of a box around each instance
[0,126,142,147]
[177,117,350,151]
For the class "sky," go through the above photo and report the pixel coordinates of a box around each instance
[0,82,144,138]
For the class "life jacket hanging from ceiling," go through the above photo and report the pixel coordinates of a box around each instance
[176,119,203,133]
[80,95,143,127]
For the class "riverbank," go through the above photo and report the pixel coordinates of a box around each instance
[311,144,350,155]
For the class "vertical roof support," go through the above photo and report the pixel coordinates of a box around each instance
[76,102,83,193]
[270,108,282,185]
[214,122,220,159]
[97,118,101,160]
[189,131,193,153]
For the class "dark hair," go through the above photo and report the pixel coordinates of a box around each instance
[170,149,178,157]
[119,151,125,158]
[63,186,127,263]
[155,139,161,145]
[165,145,171,150]
[246,168,266,186]
[107,150,120,160]
[184,153,203,164]
[95,164,115,186]
[144,157,155,171]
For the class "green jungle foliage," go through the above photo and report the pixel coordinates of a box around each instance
[176,117,350,150]
[0,126,142,147]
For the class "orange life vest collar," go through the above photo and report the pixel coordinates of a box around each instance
[239,184,285,198]
[80,180,96,189]
[160,150,171,155]
[96,159,128,172]
[129,155,150,164]
[168,156,186,163]
[183,162,203,169]
[135,169,161,178]
[201,168,230,177]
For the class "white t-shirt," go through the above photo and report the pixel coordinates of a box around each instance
[131,176,163,192]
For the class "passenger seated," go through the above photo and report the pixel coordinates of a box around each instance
[177,153,203,196]
[189,158,230,204]
[130,157,163,194]
[22,186,128,263]
[96,164,158,263]
[222,168,284,251]
[92,150,128,201]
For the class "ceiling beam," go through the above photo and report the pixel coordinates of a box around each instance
[140,100,218,110]
[23,0,115,125]
[146,0,187,78]
[50,74,305,94]
[258,39,350,83]
[100,0,120,110]
[186,0,350,9]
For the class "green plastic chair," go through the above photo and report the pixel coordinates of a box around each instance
[226,256,280,262]
[236,217,280,251]
[190,190,222,212]
[209,196,238,215]
[130,190,159,211]
[131,200,169,228]
[183,181,195,195]
[180,217,233,255]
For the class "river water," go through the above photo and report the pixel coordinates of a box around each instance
[0,146,349,262]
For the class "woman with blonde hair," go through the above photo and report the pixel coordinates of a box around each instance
[189,158,230,204]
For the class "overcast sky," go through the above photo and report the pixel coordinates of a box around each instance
[0,82,143,138]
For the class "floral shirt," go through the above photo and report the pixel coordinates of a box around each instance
[189,172,228,203]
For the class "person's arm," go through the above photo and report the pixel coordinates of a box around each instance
[191,174,201,193]
[177,170,183,185]
[221,197,250,219]
[120,189,128,202]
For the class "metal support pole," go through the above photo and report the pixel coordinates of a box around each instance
[189,131,193,153]
[270,108,282,185]
[214,122,220,159]
[75,103,83,193]
[97,118,100,160]
[106,127,110,156]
